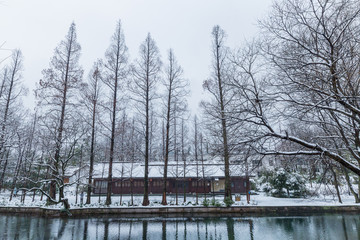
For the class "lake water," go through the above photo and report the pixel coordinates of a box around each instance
[0,213,359,239]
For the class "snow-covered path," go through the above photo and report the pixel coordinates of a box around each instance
[0,190,358,209]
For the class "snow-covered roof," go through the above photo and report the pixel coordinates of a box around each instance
[92,161,247,179]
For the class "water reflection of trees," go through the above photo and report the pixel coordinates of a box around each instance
[0,214,359,239]
[0,216,254,239]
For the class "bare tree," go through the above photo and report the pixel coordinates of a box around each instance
[193,115,200,204]
[101,20,129,205]
[130,33,161,206]
[226,0,360,203]
[0,50,24,156]
[81,61,102,204]
[161,49,189,205]
[126,117,141,206]
[201,26,233,200]
[9,116,33,201]
[256,0,360,175]
[35,22,83,204]
[180,117,190,203]
[0,50,28,197]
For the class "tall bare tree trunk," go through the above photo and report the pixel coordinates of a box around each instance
[103,21,128,206]
[194,116,199,205]
[161,82,171,205]
[213,27,231,201]
[200,133,207,200]
[130,33,161,206]
[161,49,188,205]
[143,78,150,206]
[181,118,187,203]
[86,65,100,204]
[105,76,117,205]
[37,23,82,202]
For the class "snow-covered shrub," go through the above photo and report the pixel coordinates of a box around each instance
[260,169,308,198]
[202,199,210,207]
[224,196,234,207]
[270,169,289,197]
[211,198,221,207]
[261,182,272,194]
[250,179,259,191]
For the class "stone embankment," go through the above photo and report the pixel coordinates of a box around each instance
[0,205,359,217]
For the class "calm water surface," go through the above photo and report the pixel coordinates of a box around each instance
[0,213,359,239]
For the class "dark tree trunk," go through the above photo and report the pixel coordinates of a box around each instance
[142,41,151,206]
[86,88,97,204]
[161,86,172,205]
[329,165,342,203]
[143,83,150,206]
[194,116,199,204]
[214,37,231,201]
[130,179,134,206]
[105,77,117,205]
[33,163,42,202]
[200,134,207,200]
[0,149,9,192]
[342,167,359,203]
[131,34,160,206]
[183,160,187,203]
[104,21,127,206]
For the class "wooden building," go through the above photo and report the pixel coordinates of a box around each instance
[92,162,250,195]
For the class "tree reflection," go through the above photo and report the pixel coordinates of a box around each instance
[342,216,349,240]
[175,219,178,240]
[249,219,254,240]
[1,214,360,239]
[162,220,166,240]
[104,219,109,240]
[142,220,148,240]
[226,218,235,240]
[82,219,88,240]
[184,219,188,240]
[128,220,133,240]
[57,218,68,239]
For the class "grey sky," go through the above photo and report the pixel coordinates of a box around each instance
[0,0,272,113]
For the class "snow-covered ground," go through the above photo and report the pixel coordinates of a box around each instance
[249,192,357,206]
[0,190,358,209]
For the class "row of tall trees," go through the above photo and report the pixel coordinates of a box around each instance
[0,20,195,206]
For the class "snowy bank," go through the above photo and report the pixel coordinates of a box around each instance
[1,190,359,217]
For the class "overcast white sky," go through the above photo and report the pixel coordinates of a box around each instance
[0,0,272,113]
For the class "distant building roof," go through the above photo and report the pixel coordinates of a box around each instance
[92,161,248,179]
